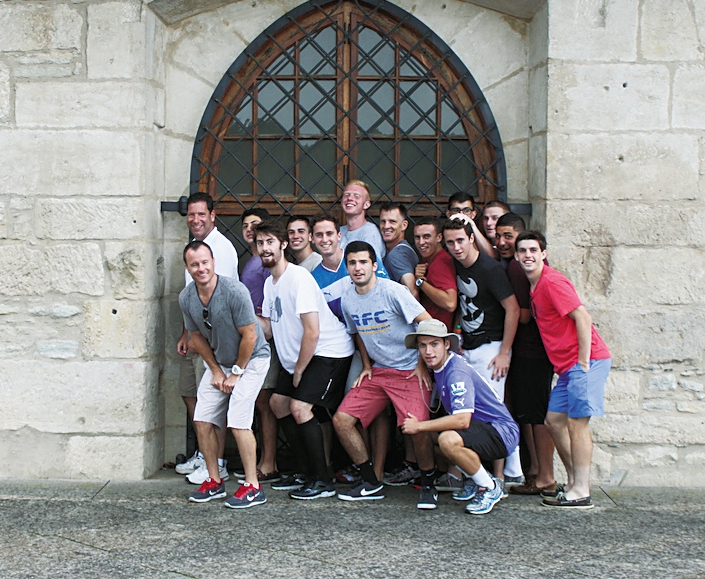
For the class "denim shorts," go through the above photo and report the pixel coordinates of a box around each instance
[548,359,611,418]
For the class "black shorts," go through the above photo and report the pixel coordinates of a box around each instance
[506,355,554,425]
[456,420,508,462]
[275,355,353,411]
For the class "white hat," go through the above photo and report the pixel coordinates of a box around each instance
[404,319,461,351]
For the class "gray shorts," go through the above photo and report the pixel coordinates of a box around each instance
[178,353,205,398]
[193,356,270,429]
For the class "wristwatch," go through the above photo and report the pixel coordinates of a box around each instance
[415,278,424,287]
[231,364,245,376]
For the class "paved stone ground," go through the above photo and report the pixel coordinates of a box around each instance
[1,470,704,579]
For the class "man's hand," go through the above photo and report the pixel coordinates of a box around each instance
[211,367,229,392]
[222,373,241,394]
[352,366,373,388]
[401,412,421,435]
[407,365,431,390]
[579,360,590,372]
[177,333,189,356]
[414,263,428,280]
[293,369,304,388]
[488,352,511,381]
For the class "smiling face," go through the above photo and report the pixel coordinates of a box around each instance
[312,219,341,259]
[287,219,312,253]
[184,245,216,287]
[346,250,377,289]
[341,184,371,217]
[379,208,408,245]
[186,201,216,241]
[256,232,287,269]
[495,225,519,260]
[413,223,441,260]
[515,238,546,276]
[416,335,450,371]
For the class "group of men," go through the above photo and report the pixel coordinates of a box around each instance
[175,180,611,514]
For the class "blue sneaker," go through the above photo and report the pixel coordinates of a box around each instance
[188,477,226,503]
[224,483,266,509]
[465,477,503,515]
[452,478,478,501]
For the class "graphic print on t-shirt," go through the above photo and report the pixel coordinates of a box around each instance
[457,273,484,332]
[350,310,390,335]
[271,296,283,323]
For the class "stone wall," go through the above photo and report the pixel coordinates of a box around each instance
[0,1,167,479]
[543,0,705,485]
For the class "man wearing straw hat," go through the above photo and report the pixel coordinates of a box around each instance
[402,319,519,515]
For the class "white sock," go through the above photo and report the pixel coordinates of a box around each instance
[217,458,225,467]
[503,447,523,478]
[471,466,495,490]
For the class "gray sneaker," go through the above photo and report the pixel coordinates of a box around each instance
[465,477,503,515]
[417,485,438,510]
[383,463,420,486]
[434,472,464,492]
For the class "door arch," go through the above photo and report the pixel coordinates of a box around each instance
[191,0,505,227]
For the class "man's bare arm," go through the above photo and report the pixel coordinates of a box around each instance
[294,311,320,387]
[568,305,593,371]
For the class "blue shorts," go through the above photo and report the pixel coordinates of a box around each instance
[548,359,611,418]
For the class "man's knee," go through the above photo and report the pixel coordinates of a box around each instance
[289,399,313,423]
[438,430,463,455]
[333,411,356,434]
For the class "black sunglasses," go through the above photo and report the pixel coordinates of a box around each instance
[202,308,212,330]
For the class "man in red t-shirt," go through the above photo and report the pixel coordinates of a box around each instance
[515,231,611,510]
[413,217,458,331]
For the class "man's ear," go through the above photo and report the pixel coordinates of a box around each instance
[363,200,371,210]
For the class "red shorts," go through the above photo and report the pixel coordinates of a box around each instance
[337,367,431,429]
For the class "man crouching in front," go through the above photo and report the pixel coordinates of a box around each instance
[402,319,519,515]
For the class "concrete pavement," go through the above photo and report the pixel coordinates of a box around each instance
[1,470,704,579]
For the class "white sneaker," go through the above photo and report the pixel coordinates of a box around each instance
[175,452,204,475]
[186,460,229,485]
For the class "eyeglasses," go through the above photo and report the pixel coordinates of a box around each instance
[449,206,475,215]
[202,308,212,330]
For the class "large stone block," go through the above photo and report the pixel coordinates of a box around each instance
[87,1,146,79]
[594,414,705,445]
[673,65,705,129]
[607,248,705,306]
[0,4,82,52]
[528,64,547,134]
[65,434,161,479]
[83,300,161,359]
[548,64,669,131]
[640,0,700,61]
[0,63,9,123]
[547,0,638,62]
[0,428,69,479]
[613,445,705,486]
[604,370,641,414]
[35,199,146,240]
[105,242,164,300]
[163,135,193,200]
[167,3,249,86]
[503,140,528,202]
[0,130,143,198]
[596,308,705,367]
[0,360,157,434]
[426,6,527,89]
[485,71,529,143]
[16,82,148,128]
[546,133,699,201]
[164,65,214,138]
[0,243,104,297]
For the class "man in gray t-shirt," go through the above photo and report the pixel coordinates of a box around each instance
[333,241,441,510]
[179,241,271,508]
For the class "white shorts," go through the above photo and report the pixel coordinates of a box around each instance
[462,341,509,400]
[194,356,271,430]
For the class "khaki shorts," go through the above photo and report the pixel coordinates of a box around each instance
[193,356,271,430]
[178,353,205,398]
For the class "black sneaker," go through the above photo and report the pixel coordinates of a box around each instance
[289,480,336,500]
[271,474,306,491]
[338,480,385,501]
[417,485,438,510]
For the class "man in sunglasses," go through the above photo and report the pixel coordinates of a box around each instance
[179,240,271,508]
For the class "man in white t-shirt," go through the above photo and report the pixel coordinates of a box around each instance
[175,193,239,482]
[257,219,355,501]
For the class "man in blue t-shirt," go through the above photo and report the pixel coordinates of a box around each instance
[402,319,519,515]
